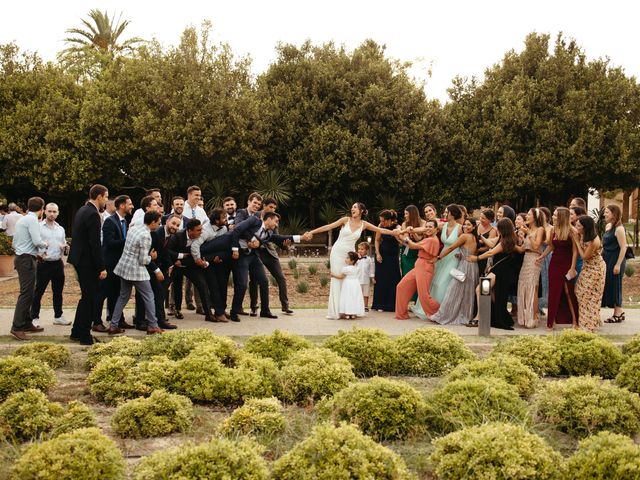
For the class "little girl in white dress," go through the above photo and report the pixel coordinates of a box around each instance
[330,251,365,319]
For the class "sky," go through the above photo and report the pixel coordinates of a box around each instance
[1,0,638,102]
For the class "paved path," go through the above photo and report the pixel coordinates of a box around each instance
[2,307,639,339]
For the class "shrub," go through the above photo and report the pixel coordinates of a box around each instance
[87,356,177,405]
[295,280,308,293]
[133,438,269,480]
[272,423,415,480]
[565,431,640,479]
[319,274,329,287]
[319,377,426,440]
[533,376,640,438]
[50,401,97,437]
[111,390,193,439]
[553,329,624,378]
[0,389,62,440]
[325,259,331,269]
[623,334,640,356]
[141,329,237,360]
[0,232,15,255]
[616,353,640,394]
[220,397,286,436]
[244,330,312,366]
[308,264,318,275]
[293,269,301,280]
[13,342,71,369]
[0,356,56,401]
[288,258,297,270]
[324,327,400,377]
[625,264,635,277]
[395,328,475,376]
[278,348,356,404]
[86,336,144,368]
[427,377,528,433]
[491,335,561,376]
[429,422,562,480]
[11,428,126,480]
[173,347,278,405]
[447,354,539,398]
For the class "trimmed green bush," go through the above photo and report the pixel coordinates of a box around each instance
[13,342,71,369]
[553,329,624,378]
[0,389,63,440]
[319,377,426,440]
[50,400,97,437]
[0,356,56,402]
[324,327,400,377]
[616,353,640,394]
[111,390,193,439]
[623,334,640,356]
[133,438,269,480]
[429,422,563,480]
[319,274,329,287]
[278,348,356,405]
[173,347,278,405]
[140,329,237,360]
[11,427,126,480]
[288,258,297,270]
[86,336,144,368]
[491,335,561,376]
[447,354,539,398]
[295,280,308,293]
[244,330,312,366]
[87,356,177,405]
[533,376,640,438]
[395,328,475,376]
[308,264,318,275]
[272,423,415,480]
[565,431,640,479]
[427,377,528,433]
[220,397,286,436]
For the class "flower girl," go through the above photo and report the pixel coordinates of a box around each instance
[330,251,365,319]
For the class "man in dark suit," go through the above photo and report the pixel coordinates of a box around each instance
[68,184,109,345]
[234,192,262,315]
[166,218,216,322]
[95,194,134,332]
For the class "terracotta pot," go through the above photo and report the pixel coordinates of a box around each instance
[0,255,15,277]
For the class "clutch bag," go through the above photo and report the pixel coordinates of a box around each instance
[450,268,466,282]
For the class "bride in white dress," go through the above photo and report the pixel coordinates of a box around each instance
[307,203,397,319]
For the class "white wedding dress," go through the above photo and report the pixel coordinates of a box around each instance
[327,222,363,319]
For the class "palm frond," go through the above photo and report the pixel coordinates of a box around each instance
[280,212,309,235]
[319,202,340,223]
[254,168,292,206]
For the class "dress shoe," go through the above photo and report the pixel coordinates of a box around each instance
[175,311,184,320]
[147,327,164,335]
[250,309,258,317]
[118,320,135,329]
[215,314,229,323]
[92,323,108,333]
[24,324,44,333]
[107,326,125,335]
[158,321,177,330]
[205,313,218,323]
[224,312,231,319]
[196,307,206,315]
[135,324,148,332]
[230,313,241,322]
[186,303,196,311]
[282,308,294,315]
[10,330,29,341]
[260,312,278,319]
[237,309,250,316]
[167,306,176,316]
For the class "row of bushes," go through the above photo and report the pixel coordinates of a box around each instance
[10,422,640,480]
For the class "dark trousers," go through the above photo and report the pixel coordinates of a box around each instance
[31,259,64,319]
[71,266,100,341]
[135,271,168,327]
[171,267,211,312]
[205,262,231,315]
[12,254,37,331]
[232,253,269,315]
[250,250,288,310]
[95,269,123,326]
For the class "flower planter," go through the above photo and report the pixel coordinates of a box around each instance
[0,255,15,277]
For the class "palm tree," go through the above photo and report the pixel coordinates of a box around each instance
[60,9,142,61]
[254,168,292,206]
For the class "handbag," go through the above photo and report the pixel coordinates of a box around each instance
[450,268,466,282]
[625,233,635,260]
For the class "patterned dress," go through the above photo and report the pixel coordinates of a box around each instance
[517,236,542,329]
[430,247,478,325]
[575,241,606,332]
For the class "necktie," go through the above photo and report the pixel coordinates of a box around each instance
[191,207,196,219]
[121,219,127,238]
[163,235,169,248]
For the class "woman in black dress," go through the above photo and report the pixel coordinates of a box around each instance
[476,209,497,276]
[372,210,401,311]
[601,204,628,323]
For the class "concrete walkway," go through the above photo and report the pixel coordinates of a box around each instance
[2,307,640,339]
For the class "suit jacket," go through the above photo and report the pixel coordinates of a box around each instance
[113,224,152,281]
[161,213,188,229]
[231,216,292,252]
[234,208,260,225]
[166,230,197,268]
[147,226,172,274]
[68,202,105,270]
[102,213,126,269]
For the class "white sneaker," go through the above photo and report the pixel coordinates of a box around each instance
[53,315,72,326]
[32,318,40,328]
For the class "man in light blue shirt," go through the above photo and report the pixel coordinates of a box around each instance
[10,197,47,340]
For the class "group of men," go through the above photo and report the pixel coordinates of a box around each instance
[9,184,311,345]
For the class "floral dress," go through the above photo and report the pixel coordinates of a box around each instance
[575,241,606,332]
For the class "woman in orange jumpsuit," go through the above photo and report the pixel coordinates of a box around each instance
[395,219,440,319]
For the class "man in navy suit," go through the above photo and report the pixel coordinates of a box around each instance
[95,195,134,332]
[68,184,109,345]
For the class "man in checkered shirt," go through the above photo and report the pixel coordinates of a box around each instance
[108,210,164,335]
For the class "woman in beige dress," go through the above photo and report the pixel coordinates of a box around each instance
[517,208,545,328]
[574,215,606,332]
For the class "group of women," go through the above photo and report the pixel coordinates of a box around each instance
[312,200,629,332]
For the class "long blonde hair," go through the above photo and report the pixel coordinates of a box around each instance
[554,207,571,241]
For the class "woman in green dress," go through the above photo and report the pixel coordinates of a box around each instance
[400,205,425,278]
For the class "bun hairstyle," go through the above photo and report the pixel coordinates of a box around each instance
[355,202,368,218]
[347,251,360,264]
[446,204,463,220]
[481,209,495,222]
[379,209,397,223]
[465,217,478,239]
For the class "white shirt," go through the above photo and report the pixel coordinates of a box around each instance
[12,212,47,256]
[39,220,66,261]
[4,211,22,236]
[183,202,208,225]
[356,255,375,284]
[130,208,145,227]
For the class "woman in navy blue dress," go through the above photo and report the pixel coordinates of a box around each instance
[372,210,401,312]
[601,204,628,323]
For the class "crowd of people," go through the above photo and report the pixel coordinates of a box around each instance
[3,186,631,343]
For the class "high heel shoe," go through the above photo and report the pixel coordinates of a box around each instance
[605,312,625,323]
